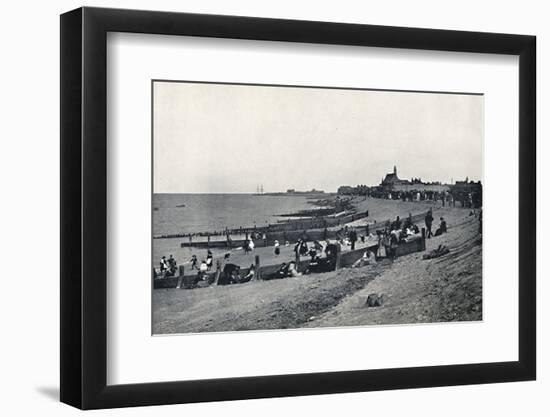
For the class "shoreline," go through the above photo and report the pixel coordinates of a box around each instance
[152,203,481,334]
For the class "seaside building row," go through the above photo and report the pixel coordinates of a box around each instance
[338,166,482,208]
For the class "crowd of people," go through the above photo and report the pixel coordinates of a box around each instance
[156,208,452,286]
[156,254,178,278]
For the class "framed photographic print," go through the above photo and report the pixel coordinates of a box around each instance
[60,7,536,409]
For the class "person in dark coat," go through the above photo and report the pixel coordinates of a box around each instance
[218,263,240,285]
[424,210,434,238]
[299,240,308,256]
[293,240,302,258]
[190,254,199,270]
[434,217,447,236]
[392,216,402,231]
[349,228,358,250]
[440,217,447,233]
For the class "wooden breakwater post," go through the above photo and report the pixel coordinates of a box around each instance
[421,227,426,251]
[255,255,262,280]
[335,244,342,270]
[176,265,185,289]
[213,261,221,285]
[207,233,211,248]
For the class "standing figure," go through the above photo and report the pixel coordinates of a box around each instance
[392,216,402,231]
[167,254,177,276]
[349,228,358,250]
[206,250,213,271]
[274,240,281,256]
[424,210,434,238]
[159,256,168,273]
[190,254,198,270]
[294,239,302,258]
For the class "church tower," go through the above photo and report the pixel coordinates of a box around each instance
[393,165,397,176]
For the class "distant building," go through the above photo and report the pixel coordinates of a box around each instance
[381,166,410,187]
[378,166,449,193]
[337,166,481,206]
[337,186,355,195]
[286,188,324,194]
[450,178,482,208]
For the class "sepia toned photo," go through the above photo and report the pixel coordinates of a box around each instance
[152,80,483,335]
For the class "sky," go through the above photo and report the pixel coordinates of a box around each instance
[153,81,483,194]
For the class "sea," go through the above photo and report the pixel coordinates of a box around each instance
[153,193,318,267]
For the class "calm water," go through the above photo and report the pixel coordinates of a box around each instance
[153,193,316,266]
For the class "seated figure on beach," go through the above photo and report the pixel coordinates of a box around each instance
[308,246,318,261]
[434,217,447,236]
[237,264,255,283]
[191,260,209,285]
[218,263,240,285]
[276,262,290,279]
[313,240,324,253]
[352,250,377,268]
[315,242,338,272]
[287,261,302,277]
[390,228,402,243]
[199,260,208,277]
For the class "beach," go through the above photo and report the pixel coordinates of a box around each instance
[152,197,482,334]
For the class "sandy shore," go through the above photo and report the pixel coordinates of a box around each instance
[153,200,482,334]
[172,195,446,277]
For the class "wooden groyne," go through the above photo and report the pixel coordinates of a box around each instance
[177,211,430,249]
[154,230,426,290]
[154,210,369,240]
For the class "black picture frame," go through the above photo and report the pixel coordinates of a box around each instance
[60,6,536,410]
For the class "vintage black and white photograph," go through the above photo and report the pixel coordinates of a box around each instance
[152,80,483,335]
